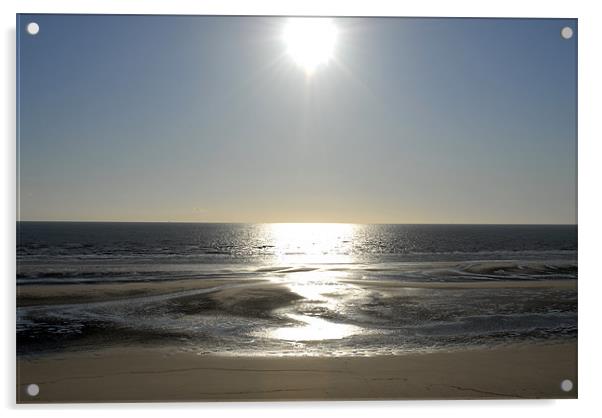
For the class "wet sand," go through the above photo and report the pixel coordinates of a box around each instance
[17,277,577,307]
[343,279,578,290]
[17,342,577,403]
[17,278,265,307]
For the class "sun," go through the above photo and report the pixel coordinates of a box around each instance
[283,18,338,74]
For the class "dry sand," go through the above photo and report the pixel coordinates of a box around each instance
[17,342,577,403]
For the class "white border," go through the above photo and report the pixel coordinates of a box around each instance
[3,0,589,18]
[3,1,601,417]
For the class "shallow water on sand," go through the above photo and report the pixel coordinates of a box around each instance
[17,222,577,356]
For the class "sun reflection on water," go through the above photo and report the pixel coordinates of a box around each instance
[267,223,358,265]
[269,314,361,341]
[258,223,365,343]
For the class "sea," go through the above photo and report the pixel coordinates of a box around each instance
[17,222,577,357]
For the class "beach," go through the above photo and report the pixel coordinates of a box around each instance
[17,275,577,356]
[16,223,578,402]
[17,342,577,402]
[17,276,578,402]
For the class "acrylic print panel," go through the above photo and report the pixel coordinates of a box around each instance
[16,14,577,403]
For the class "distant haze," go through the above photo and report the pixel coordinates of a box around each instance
[18,16,577,224]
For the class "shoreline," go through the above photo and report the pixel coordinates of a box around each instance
[17,341,577,403]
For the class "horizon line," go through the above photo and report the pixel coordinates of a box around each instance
[15,220,578,226]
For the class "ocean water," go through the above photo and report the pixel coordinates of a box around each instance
[17,222,577,356]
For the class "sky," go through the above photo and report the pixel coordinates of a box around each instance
[18,15,577,224]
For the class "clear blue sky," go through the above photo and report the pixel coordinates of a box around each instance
[17,15,577,224]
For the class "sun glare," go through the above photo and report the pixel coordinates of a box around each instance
[283,18,338,74]
[268,223,356,264]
